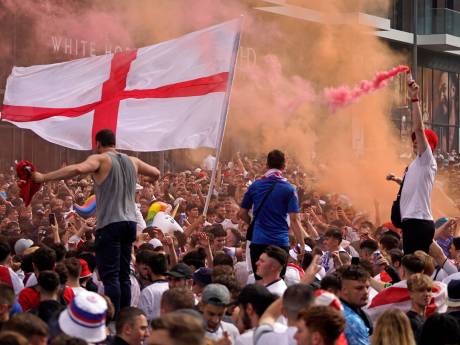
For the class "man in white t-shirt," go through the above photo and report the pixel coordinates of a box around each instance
[201,284,240,344]
[138,252,169,321]
[387,77,438,254]
[256,246,288,297]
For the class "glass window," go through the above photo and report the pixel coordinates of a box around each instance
[433,69,449,126]
[422,67,433,125]
[432,69,450,151]
[448,73,459,151]
[453,0,460,11]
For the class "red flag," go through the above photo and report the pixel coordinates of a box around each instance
[16,160,41,206]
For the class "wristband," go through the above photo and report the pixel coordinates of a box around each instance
[411,98,419,103]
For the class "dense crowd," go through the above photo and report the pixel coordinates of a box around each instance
[0,145,459,345]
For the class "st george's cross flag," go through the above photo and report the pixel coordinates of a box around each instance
[365,279,447,322]
[1,19,241,151]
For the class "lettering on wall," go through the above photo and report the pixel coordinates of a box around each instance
[239,46,257,67]
[50,36,258,68]
[51,36,131,57]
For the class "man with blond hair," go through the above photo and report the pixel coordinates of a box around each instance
[148,313,205,345]
[406,273,433,340]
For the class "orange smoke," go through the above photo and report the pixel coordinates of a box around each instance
[1,0,458,218]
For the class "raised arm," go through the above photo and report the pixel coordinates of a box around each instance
[258,298,283,327]
[33,155,101,183]
[408,76,428,156]
[234,151,246,173]
[434,219,454,240]
[131,157,160,181]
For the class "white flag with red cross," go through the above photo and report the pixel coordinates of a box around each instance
[1,19,241,151]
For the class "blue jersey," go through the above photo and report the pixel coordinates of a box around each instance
[342,303,371,345]
[241,177,299,247]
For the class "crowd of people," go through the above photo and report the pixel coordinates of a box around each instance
[0,85,459,345]
[0,151,457,345]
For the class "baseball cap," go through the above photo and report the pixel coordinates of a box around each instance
[202,283,230,306]
[192,267,213,287]
[148,238,163,249]
[166,263,193,279]
[447,280,460,308]
[411,129,438,152]
[14,239,34,256]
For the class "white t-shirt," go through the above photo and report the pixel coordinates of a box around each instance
[235,261,250,288]
[130,273,141,307]
[442,271,460,286]
[400,147,437,220]
[0,266,24,295]
[205,321,240,344]
[236,329,254,345]
[135,204,146,233]
[221,219,239,230]
[71,286,87,297]
[138,280,169,320]
[320,247,350,273]
[255,325,297,345]
[236,323,287,345]
[284,266,301,287]
[25,273,37,288]
[266,279,287,297]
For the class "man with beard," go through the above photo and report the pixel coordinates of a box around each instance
[200,284,239,344]
[235,284,277,345]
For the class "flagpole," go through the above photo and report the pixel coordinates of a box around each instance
[203,17,243,217]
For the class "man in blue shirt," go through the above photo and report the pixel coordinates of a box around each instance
[339,265,372,345]
[238,150,305,279]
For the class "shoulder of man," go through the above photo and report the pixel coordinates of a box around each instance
[253,324,276,345]
[222,321,239,336]
[89,153,109,161]
[274,179,296,191]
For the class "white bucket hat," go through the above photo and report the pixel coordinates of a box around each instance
[58,290,108,343]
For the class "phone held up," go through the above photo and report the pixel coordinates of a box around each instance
[49,213,56,226]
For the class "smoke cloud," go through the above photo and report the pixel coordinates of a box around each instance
[1,0,457,218]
